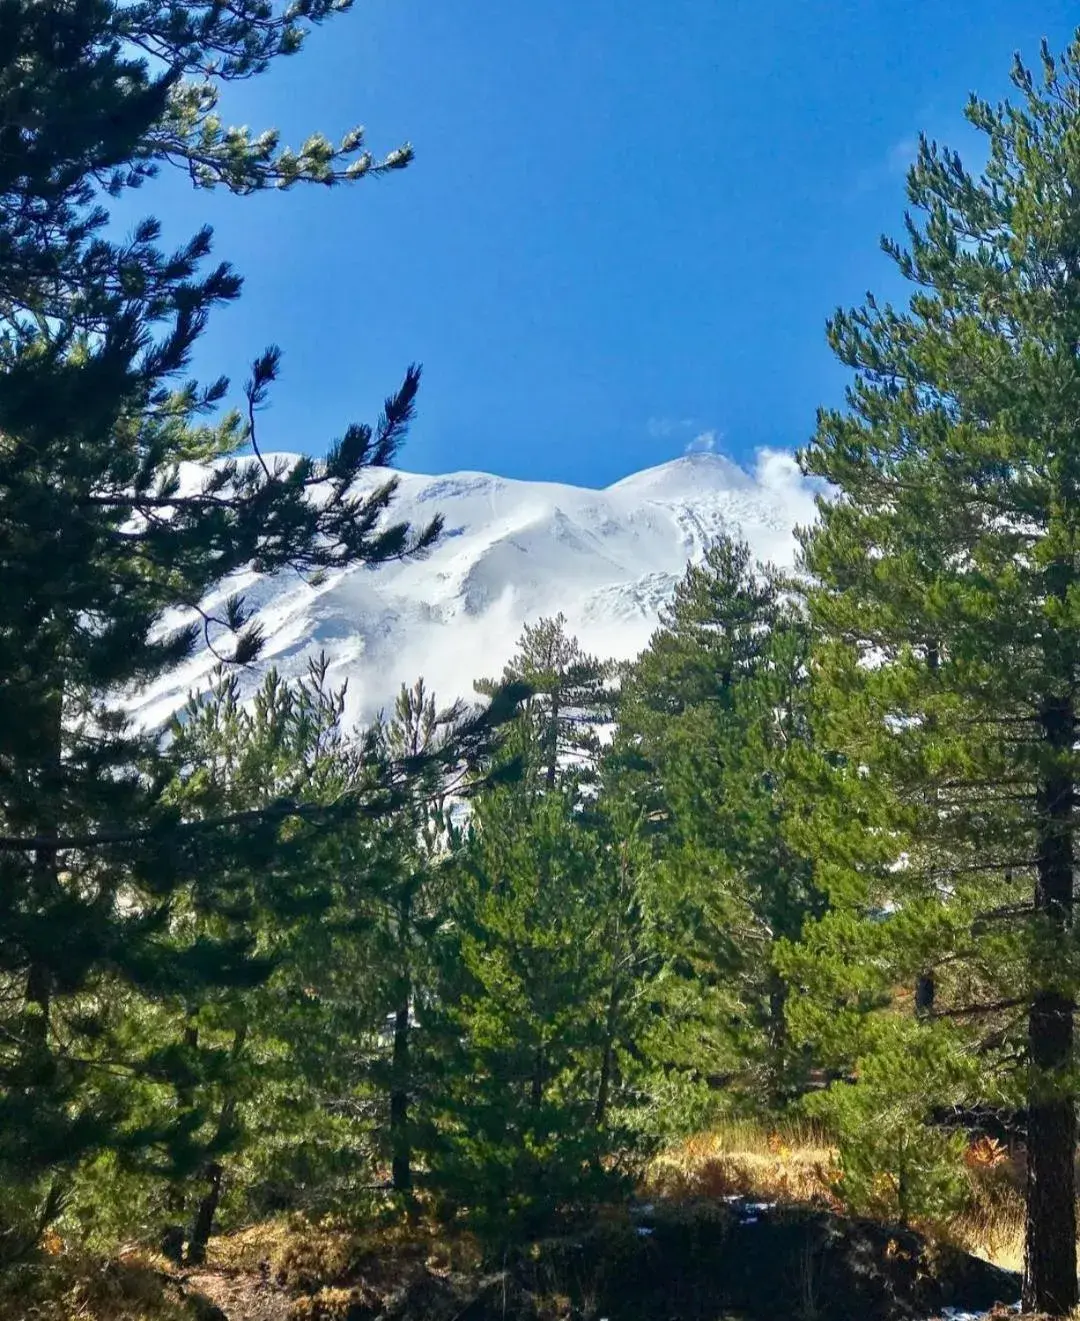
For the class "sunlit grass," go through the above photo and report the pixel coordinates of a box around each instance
[642,1115,1059,1277]
[643,1116,842,1209]
[0,1248,194,1321]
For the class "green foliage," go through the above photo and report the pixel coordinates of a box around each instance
[88,663,513,1254]
[416,621,653,1239]
[14,2,1080,1291]
[476,613,616,790]
[791,29,1080,1312]
[615,535,822,1110]
[804,1020,974,1224]
[0,0,425,1262]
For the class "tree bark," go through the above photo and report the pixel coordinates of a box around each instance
[389,886,414,1194]
[25,683,62,1044]
[186,1163,224,1266]
[186,1023,247,1266]
[545,691,560,790]
[390,997,412,1192]
[531,1046,545,1108]
[1022,693,1077,1316]
[594,891,627,1128]
[24,957,52,1038]
[764,967,789,1099]
[162,1017,200,1248]
[914,972,935,1018]
[594,984,620,1127]
[915,646,938,1026]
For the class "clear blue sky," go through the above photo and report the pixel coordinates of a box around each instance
[140,0,1079,487]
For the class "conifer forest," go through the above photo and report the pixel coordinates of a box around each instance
[9,4,1080,1319]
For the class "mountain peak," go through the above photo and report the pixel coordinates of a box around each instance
[134,451,818,729]
[606,451,757,498]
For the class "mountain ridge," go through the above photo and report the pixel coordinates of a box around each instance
[132,449,821,728]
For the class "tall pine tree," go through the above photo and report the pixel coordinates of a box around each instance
[475,613,616,790]
[431,622,641,1236]
[615,537,821,1109]
[795,33,1080,1313]
[0,0,425,1257]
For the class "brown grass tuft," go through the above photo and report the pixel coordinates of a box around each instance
[644,1118,843,1211]
[641,1118,1062,1277]
[0,1250,196,1321]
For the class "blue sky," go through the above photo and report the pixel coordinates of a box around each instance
[141,0,1079,488]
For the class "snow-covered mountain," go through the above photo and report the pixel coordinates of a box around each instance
[130,449,821,729]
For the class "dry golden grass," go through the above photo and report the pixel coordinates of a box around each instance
[949,1167,1027,1273]
[8,1120,1063,1318]
[206,1214,352,1279]
[643,1117,1045,1276]
[206,1202,483,1291]
[946,1139,1080,1274]
[0,1250,195,1321]
[644,1117,843,1211]
[285,1282,382,1320]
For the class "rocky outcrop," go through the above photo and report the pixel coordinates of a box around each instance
[281,1199,1019,1321]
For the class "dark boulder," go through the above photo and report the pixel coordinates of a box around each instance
[510,1199,1018,1321]
[285,1199,1019,1321]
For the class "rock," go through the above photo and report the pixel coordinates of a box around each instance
[517,1200,1019,1321]
[159,1224,186,1265]
[270,1199,1019,1321]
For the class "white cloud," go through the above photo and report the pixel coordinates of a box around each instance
[684,429,719,455]
[648,418,727,458]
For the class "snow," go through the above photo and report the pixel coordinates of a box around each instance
[936,1309,1019,1321]
[720,1195,776,1228]
[128,448,822,729]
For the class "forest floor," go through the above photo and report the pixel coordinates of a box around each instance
[7,1122,1035,1321]
[18,1201,1016,1321]
[180,1265,291,1321]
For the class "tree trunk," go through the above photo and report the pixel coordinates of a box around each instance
[25,683,62,1044]
[162,1018,200,1247]
[594,893,626,1128]
[186,1163,224,1266]
[594,985,620,1127]
[546,691,560,790]
[767,971,789,1108]
[915,646,938,1025]
[24,957,52,1039]
[914,972,935,1018]
[390,997,412,1192]
[531,1046,544,1107]
[1022,693,1077,1316]
[186,1023,247,1266]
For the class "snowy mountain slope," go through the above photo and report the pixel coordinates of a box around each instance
[130,449,821,729]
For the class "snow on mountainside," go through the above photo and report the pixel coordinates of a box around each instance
[130,449,821,729]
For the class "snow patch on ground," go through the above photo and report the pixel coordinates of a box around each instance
[936,1308,1019,1321]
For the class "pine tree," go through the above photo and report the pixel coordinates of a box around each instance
[585,794,657,1134]
[428,623,643,1237]
[82,663,516,1254]
[793,33,1080,1313]
[614,537,821,1109]
[475,614,616,790]
[429,769,631,1238]
[364,679,471,1198]
[155,660,374,1261]
[0,0,424,1256]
